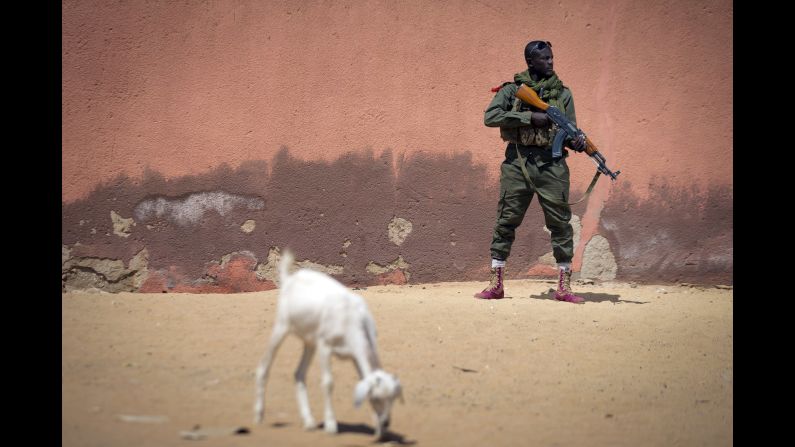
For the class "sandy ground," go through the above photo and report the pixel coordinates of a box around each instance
[62,279,732,447]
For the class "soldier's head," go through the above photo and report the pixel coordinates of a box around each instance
[524,40,554,79]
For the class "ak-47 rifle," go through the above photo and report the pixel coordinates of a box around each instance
[515,84,621,181]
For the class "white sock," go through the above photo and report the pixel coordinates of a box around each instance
[491,259,506,268]
[557,262,571,271]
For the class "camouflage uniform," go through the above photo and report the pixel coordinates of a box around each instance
[484,76,579,264]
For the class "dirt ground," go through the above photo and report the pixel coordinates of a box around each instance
[62,278,732,447]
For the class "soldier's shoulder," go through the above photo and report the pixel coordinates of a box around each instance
[498,82,518,93]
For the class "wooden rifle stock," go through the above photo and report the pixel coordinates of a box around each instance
[515,83,550,111]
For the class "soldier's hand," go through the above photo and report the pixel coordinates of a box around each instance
[569,133,586,152]
[530,112,550,127]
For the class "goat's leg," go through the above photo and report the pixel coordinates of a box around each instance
[317,343,338,433]
[295,343,317,430]
[254,321,289,424]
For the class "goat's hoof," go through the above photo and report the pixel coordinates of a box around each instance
[324,421,338,433]
[302,420,317,431]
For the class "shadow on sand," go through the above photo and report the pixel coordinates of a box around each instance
[526,290,647,304]
[270,421,416,445]
[331,421,416,445]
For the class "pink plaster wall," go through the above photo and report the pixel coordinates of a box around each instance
[62,0,733,289]
[62,0,732,204]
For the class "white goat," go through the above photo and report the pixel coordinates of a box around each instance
[254,250,403,439]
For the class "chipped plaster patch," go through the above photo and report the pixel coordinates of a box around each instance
[127,249,150,289]
[111,210,135,238]
[580,235,617,281]
[69,257,128,282]
[255,247,343,285]
[62,245,72,269]
[133,192,264,226]
[341,239,351,258]
[537,252,557,266]
[241,219,256,233]
[297,260,344,276]
[255,247,281,283]
[388,217,413,246]
[62,248,150,293]
[366,255,411,280]
[220,250,257,267]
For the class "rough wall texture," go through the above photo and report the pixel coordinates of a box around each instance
[62,0,732,292]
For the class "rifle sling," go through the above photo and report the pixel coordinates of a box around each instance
[514,145,601,207]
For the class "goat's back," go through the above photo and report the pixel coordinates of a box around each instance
[279,268,372,345]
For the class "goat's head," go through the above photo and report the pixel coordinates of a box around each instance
[353,369,403,438]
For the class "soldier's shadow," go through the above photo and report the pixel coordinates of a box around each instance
[526,289,646,304]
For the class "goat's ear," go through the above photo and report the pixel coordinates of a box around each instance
[354,378,371,408]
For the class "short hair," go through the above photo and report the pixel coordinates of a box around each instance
[524,40,552,61]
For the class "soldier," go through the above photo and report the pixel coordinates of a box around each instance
[474,40,587,303]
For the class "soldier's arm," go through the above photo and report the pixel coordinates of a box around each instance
[561,89,586,150]
[561,89,577,127]
[483,84,532,128]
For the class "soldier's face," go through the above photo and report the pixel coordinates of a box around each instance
[528,47,554,77]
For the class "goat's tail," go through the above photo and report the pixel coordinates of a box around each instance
[279,248,294,286]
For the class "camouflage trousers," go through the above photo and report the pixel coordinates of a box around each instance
[490,148,574,263]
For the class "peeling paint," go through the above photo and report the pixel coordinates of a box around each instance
[580,235,617,281]
[374,269,408,286]
[110,210,135,238]
[219,250,257,267]
[141,250,274,293]
[67,257,127,281]
[133,192,264,226]
[127,249,150,289]
[62,248,149,293]
[62,245,72,268]
[297,260,344,276]
[254,247,281,284]
[241,219,256,233]
[536,252,557,267]
[388,217,413,246]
